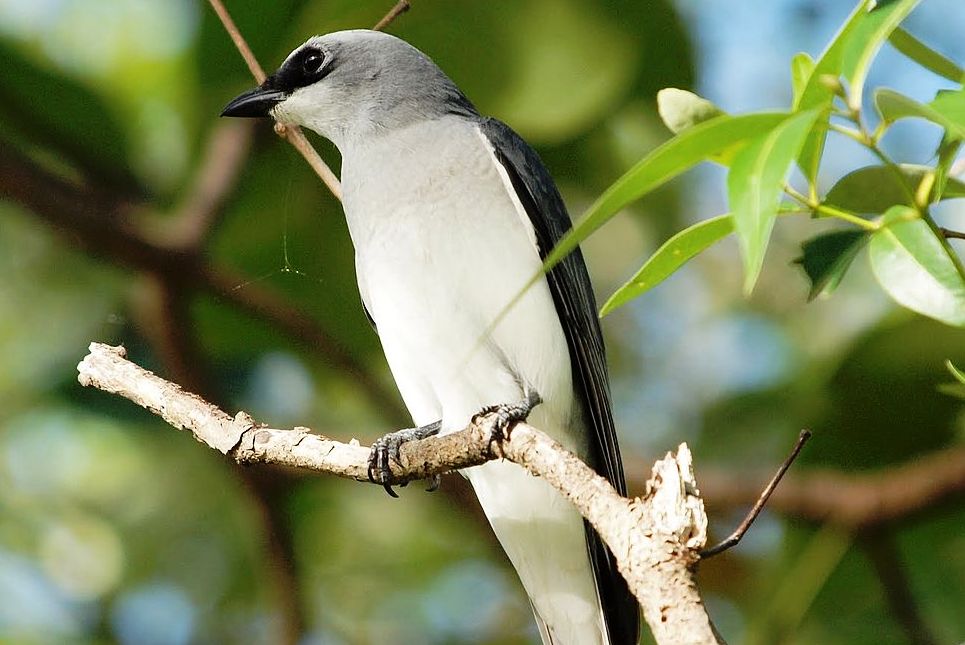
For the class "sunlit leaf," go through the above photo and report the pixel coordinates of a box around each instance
[794,1,870,186]
[842,0,923,111]
[657,88,724,134]
[935,136,964,200]
[791,52,815,106]
[930,89,965,133]
[728,109,821,293]
[875,88,965,140]
[600,214,733,316]
[888,27,964,83]
[542,111,789,272]
[793,1,870,111]
[939,360,965,399]
[947,359,965,385]
[825,164,965,213]
[795,229,869,300]
[869,206,965,326]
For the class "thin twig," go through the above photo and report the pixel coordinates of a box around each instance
[206,0,343,200]
[373,0,411,31]
[207,0,266,83]
[273,123,342,200]
[681,444,965,532]
[940,227,965,240]
[701,430,812,558]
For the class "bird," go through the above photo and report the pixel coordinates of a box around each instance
[222,30,639,645]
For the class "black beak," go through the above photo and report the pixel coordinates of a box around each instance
[221,85,287,118]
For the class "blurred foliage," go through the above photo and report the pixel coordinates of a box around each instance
[0,1,963,644]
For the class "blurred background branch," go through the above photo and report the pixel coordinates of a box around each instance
[0,145,406,420]
[689,444,965,532]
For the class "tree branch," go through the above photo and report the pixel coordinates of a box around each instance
[152,120,256,250]
[77,342,723,645]
[686,447,965,533]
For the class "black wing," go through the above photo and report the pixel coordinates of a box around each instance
[479,118,639,645]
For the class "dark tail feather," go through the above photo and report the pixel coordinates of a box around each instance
[586,521,640,645]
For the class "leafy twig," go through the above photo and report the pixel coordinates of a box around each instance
[784,184,877,230]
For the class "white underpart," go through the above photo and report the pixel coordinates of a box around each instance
[338,115,608,644]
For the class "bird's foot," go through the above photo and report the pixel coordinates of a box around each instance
[367,420,441,498]
[474,388,542,451]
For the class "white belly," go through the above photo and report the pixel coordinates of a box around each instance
[340,116,607,644]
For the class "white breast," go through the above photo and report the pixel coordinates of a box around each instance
[339,116,574,435]
[337,115,609,644]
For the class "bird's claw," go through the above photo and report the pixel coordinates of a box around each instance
[475,389,542,451]
[367,421,441,497]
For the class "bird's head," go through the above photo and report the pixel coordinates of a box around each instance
[221,30,475,148]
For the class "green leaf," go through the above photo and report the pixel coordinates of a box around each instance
[935,136,963,200]
[930,89,965,134]
[656,88,724,134]
[728,109,822,293]
[825,164,965,213]
[875,88,965,140]
[939,360,965,400]
[842,0,923,111]
[791,53,815,106]
[794,1,870,186]
[795,229,869,300]
[869,206,965,326]
[794,1,870,111]
[947,359,965,385]
[888,27,964,83]
[542,111,789,273]
[600,214,733,316]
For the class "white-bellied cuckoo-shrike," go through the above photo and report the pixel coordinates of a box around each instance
[222,30,639,645]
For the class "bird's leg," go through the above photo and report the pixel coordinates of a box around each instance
[367,420,442,498]
[475,387,542,450]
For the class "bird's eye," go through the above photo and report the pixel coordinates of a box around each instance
[302,52,324,75]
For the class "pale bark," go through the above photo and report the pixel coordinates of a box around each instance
[78,341,723,645]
